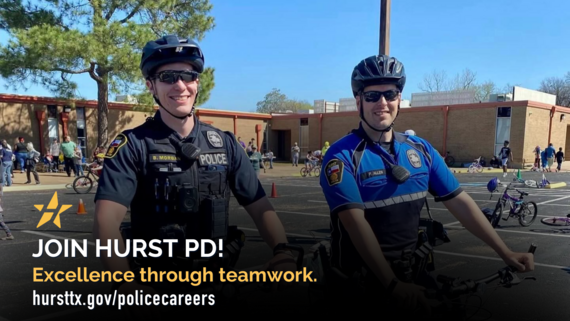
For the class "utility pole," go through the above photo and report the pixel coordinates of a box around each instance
[379,0,391,55]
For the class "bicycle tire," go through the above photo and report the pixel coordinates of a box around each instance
[540,217,570,227]
[73,175,93,194]
[445,156,454,167]
[491,203,503,228]
[468,164,475,173]
[524,180,538,188]
[313,166,321,177]
[476,165,483,173]
[300,167,308,177]
[518,201,537,227]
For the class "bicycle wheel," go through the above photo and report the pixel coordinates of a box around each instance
[468,164,475,173]
[313,166,321,177]
[491,203,503,228]
[540,217,570,226]
[445,156,454,167]
[73,175,93,194]
[476,165,483,173]
[300,167,308,177]
[518,201,537,227]
[524,180,538,188]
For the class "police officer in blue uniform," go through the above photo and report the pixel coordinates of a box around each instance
[93,35,296,315]
[319,54,534,315]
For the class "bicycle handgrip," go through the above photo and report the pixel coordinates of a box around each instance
[528,243,537,254]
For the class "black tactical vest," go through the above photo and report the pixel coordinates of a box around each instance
[129,117,230,258]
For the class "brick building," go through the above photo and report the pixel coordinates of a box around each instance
[0,94,269,159]
[1,93,569,169]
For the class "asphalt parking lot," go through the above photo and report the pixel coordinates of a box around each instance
[0,170,569,320]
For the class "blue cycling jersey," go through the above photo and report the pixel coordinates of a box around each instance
[319,124,462,272]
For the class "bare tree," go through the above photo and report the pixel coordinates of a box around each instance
[418,69,448,92]
[539,75,570,107]
[450,68,478,91]
[475,80,497,102]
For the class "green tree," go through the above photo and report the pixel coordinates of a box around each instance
[0,0,215,146]
[256,88,287,113]
[256,88,313,113]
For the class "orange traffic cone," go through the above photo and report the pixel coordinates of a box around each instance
[270,182,278,198]
[77,199,87,215]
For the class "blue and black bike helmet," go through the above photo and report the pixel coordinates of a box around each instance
[487,177,499,193]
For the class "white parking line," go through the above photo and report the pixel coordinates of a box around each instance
[238,229,565,269]
[22,230,96,246]
[536,195,570,205]
[494,229,570,238]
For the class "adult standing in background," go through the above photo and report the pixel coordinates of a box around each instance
[1,141,13,186]
[24,142,40,185]
[60,135,77,177]
[15,137,27,173]
[291,142,300,167]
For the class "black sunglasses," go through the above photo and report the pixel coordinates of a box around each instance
[153,70,199,84]
[362,89,400,103]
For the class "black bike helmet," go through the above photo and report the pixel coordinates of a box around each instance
[140,34,204,79]
[351,55,406,97]
[351,55,406,133]
[140,35,204,119]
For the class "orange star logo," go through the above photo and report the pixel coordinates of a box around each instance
[35,192,72,228]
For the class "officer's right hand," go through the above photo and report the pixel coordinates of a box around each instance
[117,281,162,319]
[390,282,432,316]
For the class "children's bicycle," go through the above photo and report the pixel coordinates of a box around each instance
[540,214,570,226]
[467,157,483,173]
[72,164,99,194]
[490,181,538,228]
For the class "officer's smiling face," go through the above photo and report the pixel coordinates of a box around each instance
[146,62,200,118]
[356,84,400,131]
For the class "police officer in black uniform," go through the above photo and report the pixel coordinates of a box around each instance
[93,35,296,316]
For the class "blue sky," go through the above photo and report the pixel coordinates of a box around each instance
[1,0,569,112]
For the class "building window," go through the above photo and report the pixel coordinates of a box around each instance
[494,107,511,157]
[76,107,87,161]
[300,118,308,126]
[47,105,59,145]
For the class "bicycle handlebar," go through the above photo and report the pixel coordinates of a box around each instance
[426,243,536,299]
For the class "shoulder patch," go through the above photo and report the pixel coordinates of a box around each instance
[406,149,422,168]
[324,159,343,186]
[204,131,224,148]
[105,134,128,159]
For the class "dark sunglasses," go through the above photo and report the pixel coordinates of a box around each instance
[362,89,400,103]
[153,70,199,84]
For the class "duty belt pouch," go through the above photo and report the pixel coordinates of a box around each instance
[202,196,228,239]
[419,218,451,246]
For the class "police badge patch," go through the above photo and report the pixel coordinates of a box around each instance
[105,134,127,158]
[205,131,223,148]
[406,149,422,168]
[325,159,343,186]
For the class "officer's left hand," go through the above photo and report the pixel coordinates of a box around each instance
[501,251,534,272]
[264,252,298,292]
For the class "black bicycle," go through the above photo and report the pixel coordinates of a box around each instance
[306,237,536,320]
[72,163,100,194]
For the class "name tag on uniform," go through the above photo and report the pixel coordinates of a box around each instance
[150,154,180,162]
[199,153,229,166]
[360,169,386,180]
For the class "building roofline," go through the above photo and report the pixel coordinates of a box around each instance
[0,93,271,119]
